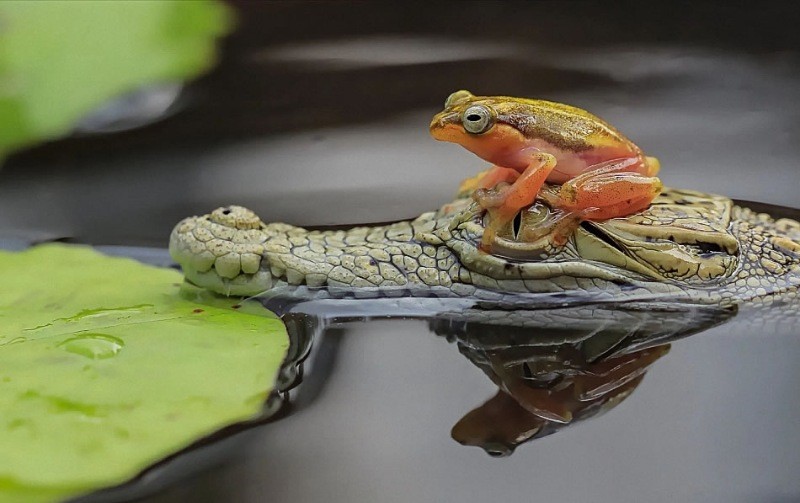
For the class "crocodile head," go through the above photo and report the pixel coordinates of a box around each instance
[170,187,800,303]
[441,187,741,287]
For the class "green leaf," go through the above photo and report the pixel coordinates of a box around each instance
[0,244,289,503]
[0,0,232,157]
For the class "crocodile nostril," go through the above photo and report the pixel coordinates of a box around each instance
[209,206,262,229]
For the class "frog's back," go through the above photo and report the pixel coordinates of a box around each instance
[488,96,636,154]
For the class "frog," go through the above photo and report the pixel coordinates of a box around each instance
[429,90,663,251]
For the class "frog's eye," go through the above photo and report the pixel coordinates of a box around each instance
[462,105,494,134]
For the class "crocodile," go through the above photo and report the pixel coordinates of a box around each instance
[169,186,800,309]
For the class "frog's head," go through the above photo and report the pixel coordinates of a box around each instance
[430,90,540,170]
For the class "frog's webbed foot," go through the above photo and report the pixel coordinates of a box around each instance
[517,207,588,247]
[473,153,557,250]
[484,202,586,260]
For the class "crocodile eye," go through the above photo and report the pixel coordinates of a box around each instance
[462,105,493,134]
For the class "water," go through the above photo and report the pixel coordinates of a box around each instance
[132,300,800,503]
[53,256,795,503]
[255,298,738,456]
[2,3,799,502]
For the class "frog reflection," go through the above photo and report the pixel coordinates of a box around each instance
[428,302,733,456]
[451,343,668,457]
[264,289,734,457]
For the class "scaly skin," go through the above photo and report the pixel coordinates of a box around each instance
[169,187,800,308]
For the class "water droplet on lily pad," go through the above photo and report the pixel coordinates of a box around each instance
[59,333,125,360]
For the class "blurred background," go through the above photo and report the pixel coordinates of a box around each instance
[2,3,800,503]
[1,1,798,247]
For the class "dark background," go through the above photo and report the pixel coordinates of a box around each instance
[1,1,798,245]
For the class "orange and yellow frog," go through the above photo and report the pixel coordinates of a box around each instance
[430,90,662,250]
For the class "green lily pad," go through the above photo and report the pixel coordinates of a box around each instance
[0,0,232,158]
[0,244,289,503]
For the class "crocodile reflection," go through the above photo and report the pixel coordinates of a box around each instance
[265,293,736,456]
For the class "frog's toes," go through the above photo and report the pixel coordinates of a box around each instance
[474,184,512,209]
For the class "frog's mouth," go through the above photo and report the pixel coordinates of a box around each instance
[429,112,460,135]
[455,193,740,284]
[430,120,532,170]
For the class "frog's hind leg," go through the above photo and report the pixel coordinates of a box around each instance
[533,157,662,245]
[474,153,557,249]
[559,171,663,221]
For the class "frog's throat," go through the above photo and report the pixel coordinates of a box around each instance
[431,123,532,170]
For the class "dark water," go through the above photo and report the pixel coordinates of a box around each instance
[3,2,800,502]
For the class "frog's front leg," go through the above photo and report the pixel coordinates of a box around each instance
[473,152,557,249]
[457,166,520,199]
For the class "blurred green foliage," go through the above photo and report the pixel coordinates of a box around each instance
[0,5,279,501]
[0,0,232,159]
[0,244,288,503]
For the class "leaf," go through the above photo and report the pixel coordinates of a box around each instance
[0,244,289,503]
[0,0,232,157]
